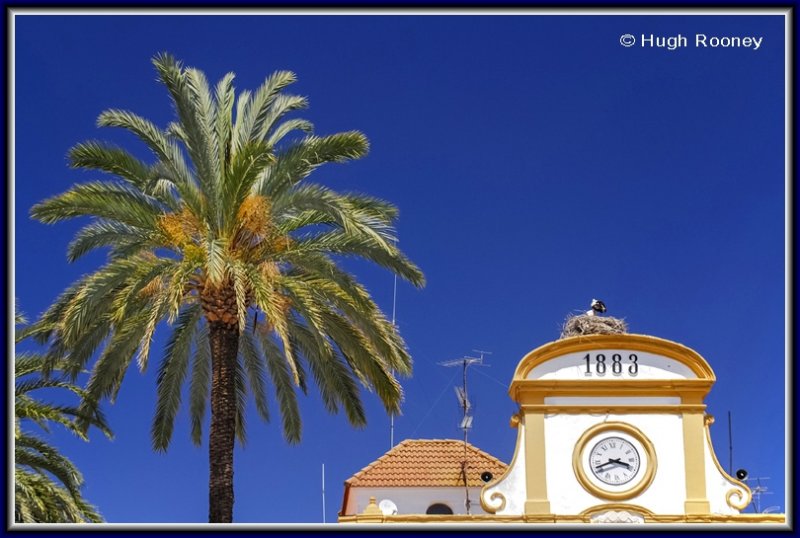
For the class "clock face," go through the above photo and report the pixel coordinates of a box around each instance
[573,422,657,501]
[588,436,641,485]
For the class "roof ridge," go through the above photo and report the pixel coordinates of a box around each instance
[403,438,506,461]
[463,442,507,467]
[344,438,417,484]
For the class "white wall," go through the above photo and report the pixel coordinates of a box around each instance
[704,431,749,514]
[481,413,689,516]
[545,413,686,514]
[345,486,492,516]
[481,425,526,515]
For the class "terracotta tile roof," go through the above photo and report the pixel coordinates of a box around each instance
[344,439,507,488]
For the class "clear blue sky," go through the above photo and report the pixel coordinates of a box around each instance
[12,12,786,523]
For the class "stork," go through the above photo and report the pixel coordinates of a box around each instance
[587,299,606,316]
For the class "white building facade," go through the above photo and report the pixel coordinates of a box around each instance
[341,333,785,525]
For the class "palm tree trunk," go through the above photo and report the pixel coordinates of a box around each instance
[207,319,239,523]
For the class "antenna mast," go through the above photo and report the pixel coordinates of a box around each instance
[728,411,733,475]
[744,477,773,513]
[439,350,491,515]
[389,239,398,449]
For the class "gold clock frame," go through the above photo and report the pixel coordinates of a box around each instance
[573,421,657,501]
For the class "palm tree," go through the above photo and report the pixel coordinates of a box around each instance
[30,53,424,522]
[15,308,111,523]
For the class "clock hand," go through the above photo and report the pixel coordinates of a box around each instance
[594,460,615,471]
[594,458,632,472]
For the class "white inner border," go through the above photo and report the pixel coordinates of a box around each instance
[8,8,790,531]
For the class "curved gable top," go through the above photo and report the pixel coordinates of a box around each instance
[513,334,716,383]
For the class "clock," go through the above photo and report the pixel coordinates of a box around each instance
[588,436,640,485]
[573,422,657,501]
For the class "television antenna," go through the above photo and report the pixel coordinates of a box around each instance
[743,477,774,513]
[438,350,491,515]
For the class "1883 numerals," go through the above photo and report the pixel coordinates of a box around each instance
[583,353,638,376]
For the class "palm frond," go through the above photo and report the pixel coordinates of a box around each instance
[15,302,27,325]
[220,140,274,235]
[257,331,302,443]
[58,256,154,347]
[290,230,425,288]
[15,433,83,494]
[96,108,203,214]
[17,396,111,441]
[229,261,250,333]
[232,69,297,152]
[255,131,369,197]
[136,256,200,371]
[14,319,109,523]
[266,118,313,147]
[321,310,404,415]
[239,320,270,424]
[152,304,202,452]
[68,141,152,189]
[288,318,366,426]
[15,468,103,523]
[48,318,112,382]
[189,320,210,446]
[205,237,228,286]
[214,72,236,175]
[79,310,149,415]
[257,94,309,143]
[107,257,176,324]
[67,220,156,263]
[30,181,164,229]
[233,355,248,445]
[152,54,219,220]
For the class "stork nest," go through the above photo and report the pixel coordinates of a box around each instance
[560,314,628,339]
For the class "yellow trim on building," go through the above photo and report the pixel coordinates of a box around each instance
[512,334,716,383]
[704,414,752,510]
[523,411,551,515]
[579,502,656,519]
[338,513,786,524]
[521,404,706,414]
[480,414,524,514]
[513,379,714,404]
[682,411,710,513]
